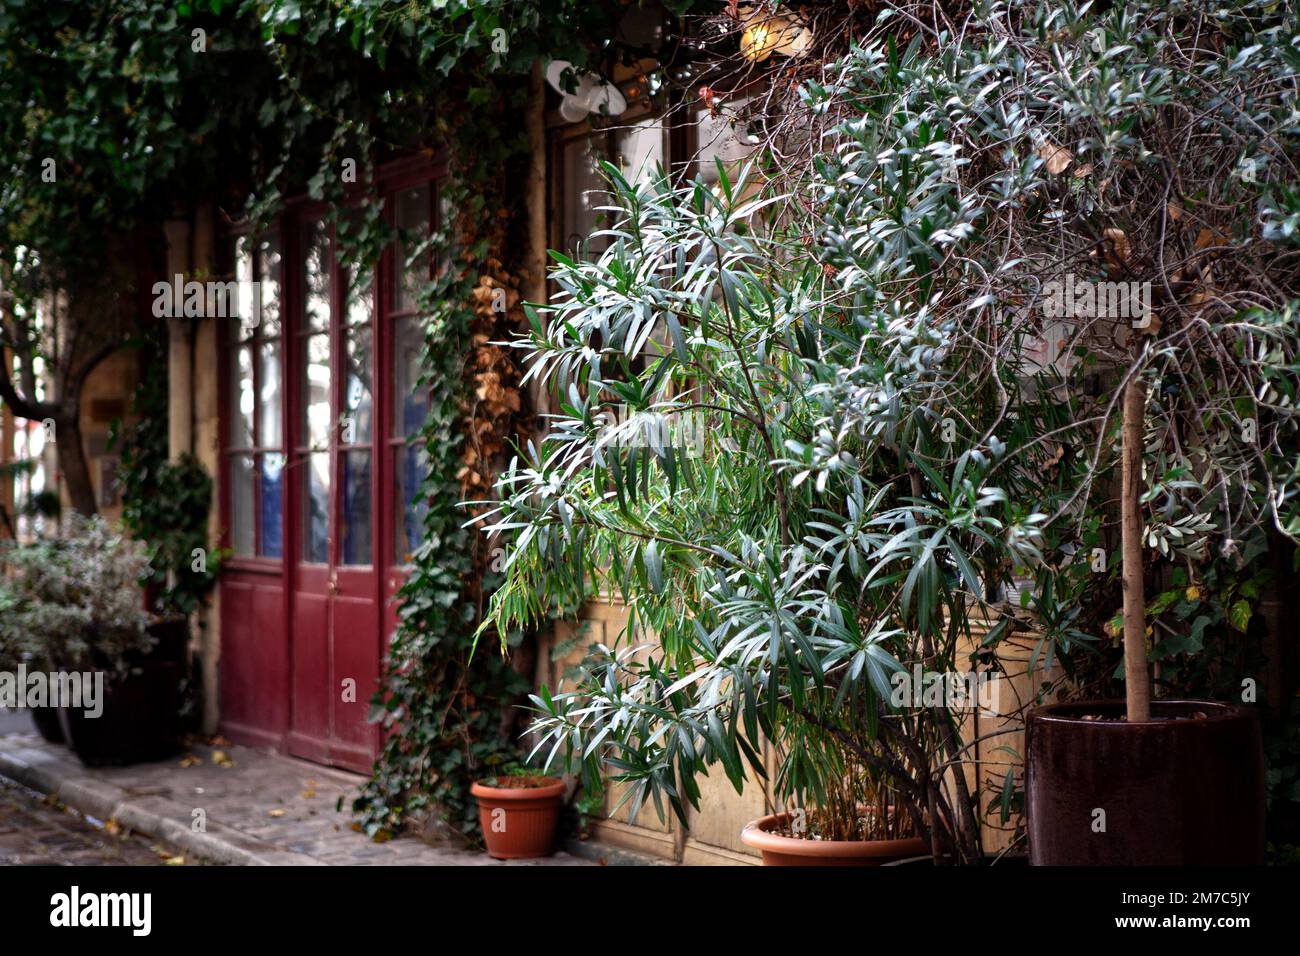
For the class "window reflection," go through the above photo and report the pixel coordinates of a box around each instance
[341,450,372,565]
[303,451,330,564]
[393,186,430,312]
[303,333,331,451]
[392,317,427,439]
[259,453,284,559]
[231,454,255,556]
[396,442,428,563]
[344,325,373,445]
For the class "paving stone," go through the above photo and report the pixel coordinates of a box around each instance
[0,731,594,866]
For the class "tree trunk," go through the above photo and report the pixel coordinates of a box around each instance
[1120,376,1149,721]
[55,410,98,518]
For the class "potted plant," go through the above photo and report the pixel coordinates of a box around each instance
[1016,1,1297,866]
[1023,370,1267,865]
[470,767,566,859]
[2,517,188,766]
[740,771,925,866]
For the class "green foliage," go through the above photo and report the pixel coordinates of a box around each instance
[349,170,529,842]
[480,0,1300,863]
[0,517,155,671]
[111,331,221,617]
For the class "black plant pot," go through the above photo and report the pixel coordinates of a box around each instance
[29,704,65,743]
[56,617,189,767]
[1026,699,1264,866]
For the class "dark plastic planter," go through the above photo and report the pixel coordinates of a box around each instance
[1026,699,1264,866]
[56,617,189,767]
[29,704,65,743]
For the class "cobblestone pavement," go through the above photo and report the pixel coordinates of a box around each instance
[0,777,201,865]
[0,730,596,866]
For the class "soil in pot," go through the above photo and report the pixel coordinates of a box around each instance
[1026,699,1264,865]
[57,617,189,767]
[471,776,566,859]
[741,811,929,866]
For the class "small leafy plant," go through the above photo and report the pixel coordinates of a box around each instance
[0,516,155,673]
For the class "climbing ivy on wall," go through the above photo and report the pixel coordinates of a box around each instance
[110,323,222,618]
[349,142,532,840]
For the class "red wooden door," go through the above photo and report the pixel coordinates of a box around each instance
[285,215,381,771]
[220,163,439,773]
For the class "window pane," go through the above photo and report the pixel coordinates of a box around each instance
[393,185,430,312]
[258,453,284,558]
[395,441,428,563]
[392,317,427,438]
[616,118,665,187]
[258,341,281,448]
[340,450,372,565]
[301,220,331,332]
[235,237,255,340]
[696,102,756,184]
[345,266,373,327]
[302,333,331,451]
[257,234,283,336]
[561,136,609,260]
[230,454,255,556]
[231,345,254,447]
[302,452,330,563]
[343,325,373,444]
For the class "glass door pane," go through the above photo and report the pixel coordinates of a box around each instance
[297,218,333,564]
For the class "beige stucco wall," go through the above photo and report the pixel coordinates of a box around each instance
[164,207,223,735]
[76,348,139,526]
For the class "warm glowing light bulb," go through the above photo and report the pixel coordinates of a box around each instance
[740,21,776,61]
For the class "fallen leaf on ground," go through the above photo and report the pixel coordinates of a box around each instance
[212,750,235,768]
[268,808,287,818]
[178,755,200,768]
[1037,141,1073,174]
[164,856,185,866]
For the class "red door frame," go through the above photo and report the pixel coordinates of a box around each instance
[217,154,445,771]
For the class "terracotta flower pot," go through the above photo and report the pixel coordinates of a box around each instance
[741,812,929,866]
[1026,699,1265,865]
[471,776,566,860]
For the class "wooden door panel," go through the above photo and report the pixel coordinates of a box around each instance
[289,581,330,754]
[219,574,288,747]
[331,584,380,753]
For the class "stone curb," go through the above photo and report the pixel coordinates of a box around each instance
[0,747,321,866]
[562,836,663,866]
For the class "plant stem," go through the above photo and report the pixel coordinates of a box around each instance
[1121,375,1151,721]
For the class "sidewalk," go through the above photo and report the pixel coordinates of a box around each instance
[0,726,598,866]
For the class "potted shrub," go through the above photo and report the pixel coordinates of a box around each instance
[470,768,566,859]
[1016,2,1297,866]
[1023,373,1267,865]
[740,772,925,866]
[2,518,188,766]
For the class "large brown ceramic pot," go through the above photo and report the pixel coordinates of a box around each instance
[741,812,929,866]
[1026,700,1264,865]
[471,776,566,859]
